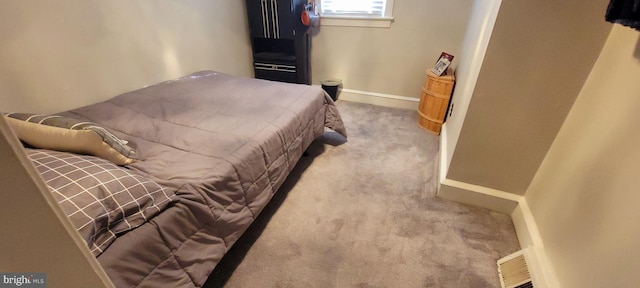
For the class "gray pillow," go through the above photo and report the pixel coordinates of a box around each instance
[27,149,176,256]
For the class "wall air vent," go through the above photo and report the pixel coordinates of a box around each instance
[497,248,535,288]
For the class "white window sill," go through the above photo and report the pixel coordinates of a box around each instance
[320,15,394,28]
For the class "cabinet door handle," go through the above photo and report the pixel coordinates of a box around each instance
[271,0,279,38]
[261,0,270,38]
[255,63,297,72]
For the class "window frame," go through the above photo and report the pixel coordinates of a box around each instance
[318,0,395,28]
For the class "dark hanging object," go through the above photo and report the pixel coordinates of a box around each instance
[606,0,640,30]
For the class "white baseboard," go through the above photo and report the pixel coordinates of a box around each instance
[437,179,520,214]
[511,199,539,248]
[439,125,448,183]
[336,88,419,110]
[511,200,561,288]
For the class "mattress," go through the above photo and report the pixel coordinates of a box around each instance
[58,71,346,287]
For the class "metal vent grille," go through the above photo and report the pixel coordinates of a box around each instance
[498,250,534,288]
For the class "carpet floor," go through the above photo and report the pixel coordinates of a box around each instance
[205,101,521,288]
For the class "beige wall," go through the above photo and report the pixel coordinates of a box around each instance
[0,0,252,114]
[0,116,114,288]
[0,0,472,111]
[311,0,472,99]
[443,0,501,171]
[526,25,640,288]
[445,0,611,195]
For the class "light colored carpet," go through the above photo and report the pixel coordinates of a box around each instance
[205,101,520,288]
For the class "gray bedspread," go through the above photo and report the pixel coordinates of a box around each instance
[63,71,346,287]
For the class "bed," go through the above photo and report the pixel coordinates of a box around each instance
[6,71,346,287]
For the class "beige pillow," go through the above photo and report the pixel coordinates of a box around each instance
[4,113,136,165]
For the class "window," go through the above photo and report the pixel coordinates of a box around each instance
[318,0,394,28]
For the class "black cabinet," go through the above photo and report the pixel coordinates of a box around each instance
[246,0,310,84]
[247,0,296,39]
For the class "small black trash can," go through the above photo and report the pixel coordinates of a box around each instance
[321,79,342,101]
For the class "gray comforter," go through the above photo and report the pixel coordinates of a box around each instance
[63,71,346,287]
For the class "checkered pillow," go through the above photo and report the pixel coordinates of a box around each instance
[27,149,176,257]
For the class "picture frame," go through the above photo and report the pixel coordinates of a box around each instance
[431,52,454,76]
